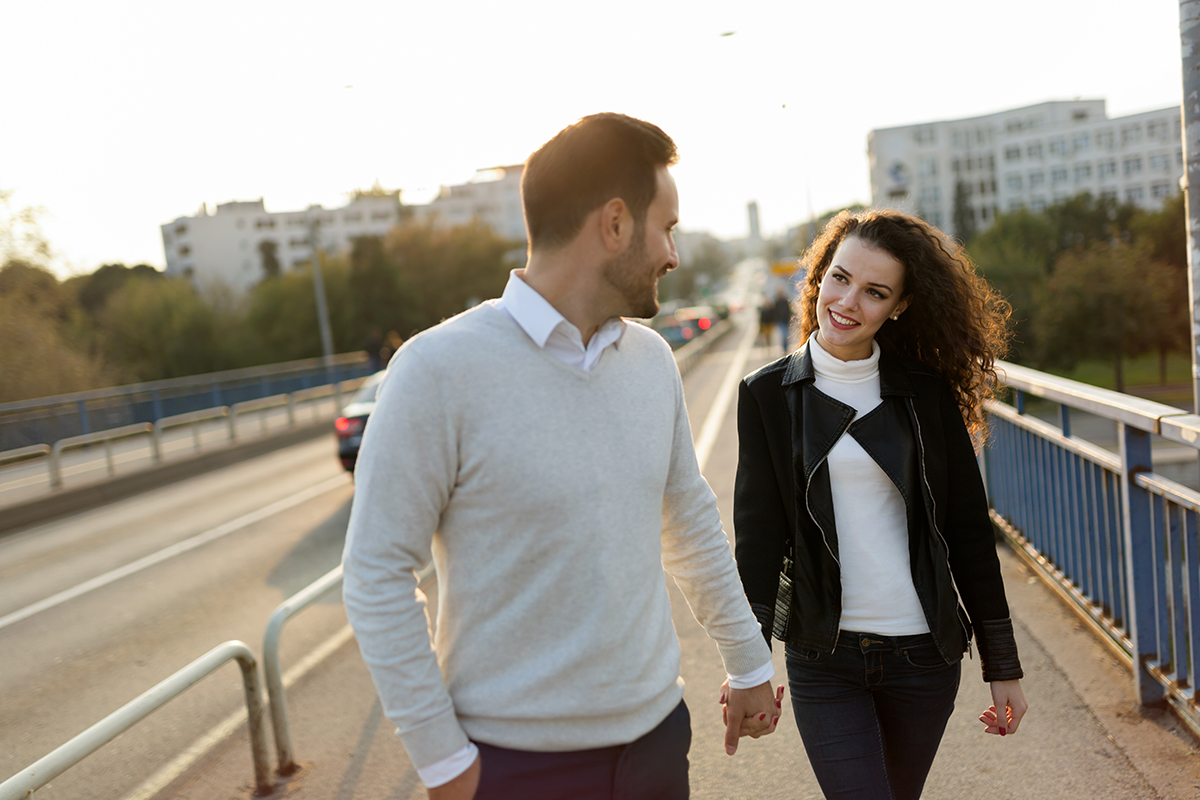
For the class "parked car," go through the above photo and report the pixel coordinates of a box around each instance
[648,305,720,348]
[334,371,386,472]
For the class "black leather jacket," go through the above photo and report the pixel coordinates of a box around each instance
[733,343,1023,682]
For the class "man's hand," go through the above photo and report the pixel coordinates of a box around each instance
[427,754,481,800]
[718,679,785,755]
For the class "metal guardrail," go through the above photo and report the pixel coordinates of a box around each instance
[0,352,370,452]
[2,378,365,492]
[985,359,1200,738]
[0,641,272,799]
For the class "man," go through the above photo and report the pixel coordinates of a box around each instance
[343,113,779,800]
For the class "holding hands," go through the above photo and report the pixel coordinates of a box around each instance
[718,679,786,754]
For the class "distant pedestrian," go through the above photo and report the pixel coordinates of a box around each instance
[757,296,774,349]
[734,208,1027,800]
[771,288,791,354]
[343,112,781,800]
[364,328,383,372]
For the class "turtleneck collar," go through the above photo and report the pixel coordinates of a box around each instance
[807,335,881,384]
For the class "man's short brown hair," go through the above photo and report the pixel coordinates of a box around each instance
[521,113,678,249]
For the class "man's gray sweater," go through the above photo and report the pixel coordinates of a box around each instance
[342,302,770,771]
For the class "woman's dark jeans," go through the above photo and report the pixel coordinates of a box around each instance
[786,631,961,800]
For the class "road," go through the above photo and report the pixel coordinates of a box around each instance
[3,317,1199,799]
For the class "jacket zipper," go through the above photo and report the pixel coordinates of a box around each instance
[908,397,973,658]
[804,453,842,650]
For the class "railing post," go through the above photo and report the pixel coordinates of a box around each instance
[1119,422,1166,704]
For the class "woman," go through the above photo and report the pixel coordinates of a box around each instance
[732,209,1027,799]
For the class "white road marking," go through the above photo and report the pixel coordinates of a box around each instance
[693,320,759,472]
[0,474,351,632]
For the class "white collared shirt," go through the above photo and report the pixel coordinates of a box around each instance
[495,270,626,371]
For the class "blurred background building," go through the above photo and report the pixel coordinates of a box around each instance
[869,99,1182,239]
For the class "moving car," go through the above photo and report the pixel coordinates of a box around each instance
[334,370,386,472]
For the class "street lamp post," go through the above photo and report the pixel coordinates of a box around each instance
[1181,0,1200,410]
[308,214,339,406]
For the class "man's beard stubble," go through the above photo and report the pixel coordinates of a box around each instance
[600,229,660,319]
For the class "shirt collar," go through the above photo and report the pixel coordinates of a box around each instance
[497,270,626,350]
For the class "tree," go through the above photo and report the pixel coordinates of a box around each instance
[347,235,416,347]
[0,190,51,267]
[952,181,977,243]
[97,277,233,381]
[66,262,162,318]
[385,218,520,334]
[1034,241,1176,392]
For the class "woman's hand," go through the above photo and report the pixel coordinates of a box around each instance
[979,679,1028,736]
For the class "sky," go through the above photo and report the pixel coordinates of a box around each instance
[0,0,1186,277]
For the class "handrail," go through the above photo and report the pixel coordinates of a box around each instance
[49,423,154,489]
[261,561,435,775]
[0,640,273,799]
[0,444,51,468]
[5,375,370,496]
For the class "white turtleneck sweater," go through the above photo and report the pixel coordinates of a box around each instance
[808,336,930,636]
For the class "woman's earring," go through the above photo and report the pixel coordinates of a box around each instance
[891,314,900,321]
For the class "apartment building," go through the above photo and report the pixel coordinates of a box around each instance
[161,191,403,294]
[868,99,1182,238]
[162,163,530,295]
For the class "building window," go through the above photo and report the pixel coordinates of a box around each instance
[255,218,277,230]
[1152,183,1173,199]
[178,245,191,256]
[175,223,188,236]
[1095,130,1114,150]
[913,126,936,145]
[1027,142,1043,159]
[1029,171,1045,188]
[1074,164,1093,182]
[371,212,393,221]
[1097,160,1117,180]
[1072,133,1090,152]
[1031,197,1047,212]
[1048,138,1068,156]
[1100,188,1119,201]
[1008,199,1025,212]
[1005,146,1021,161]
[1121,125,1143,146]
[918,157,939,178]
[1125,187,1145,203]
[919,185,941,205]
[1006,174,1023,192]
[1051,167,1069,184]
[343,212,363,223]
[1149,154,1171,173]
[1123,157,1143,176]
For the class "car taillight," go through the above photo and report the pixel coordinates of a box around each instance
[682,327,694,339]
[335,417,364,437]
[698,317,712,330]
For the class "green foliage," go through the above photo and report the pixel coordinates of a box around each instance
[384,218,520,333]
[258,239,282,281]
[98,277,235,381]
[1033,240,1179,391]
[241,255,357,363]
[65,262,162,318]
[969,192,1185,364]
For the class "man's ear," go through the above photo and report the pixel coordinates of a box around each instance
[597,197,633,253]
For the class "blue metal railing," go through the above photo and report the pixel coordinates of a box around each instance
[0,353,372,451]
[985,361,1200,736]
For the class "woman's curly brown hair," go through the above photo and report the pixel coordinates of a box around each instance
[797,208,1011,445]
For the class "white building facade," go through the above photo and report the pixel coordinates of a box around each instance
[868,100,1182,238]
[409,164,527,242]
[161,192,403,295]
[162,165,529,295]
